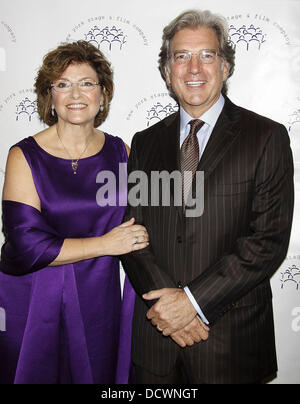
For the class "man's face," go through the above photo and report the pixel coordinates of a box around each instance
[165,25,229,118]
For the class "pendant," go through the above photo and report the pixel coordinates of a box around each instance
[72,160,78,174]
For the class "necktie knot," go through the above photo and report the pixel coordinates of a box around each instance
[188,119,204,137]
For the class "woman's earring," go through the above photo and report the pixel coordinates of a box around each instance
[99,105,104,112]
[51,107,55,117]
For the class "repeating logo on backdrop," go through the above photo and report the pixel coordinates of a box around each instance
[85,25,127,51]
[126,92,178,128]
[227,13,291,52]
[0,89,39,123]
[287,99,300,164]
[229,24,266,51]
[0,89,41,179]
[16,97,38,122]
[288,108,300,132]
[66,15,149,50]
[280,264,300,291]
[146,102,179,127]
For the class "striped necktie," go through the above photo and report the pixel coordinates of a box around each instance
[180,119,204,206]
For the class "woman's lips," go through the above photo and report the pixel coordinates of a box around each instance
[66,103,88,110]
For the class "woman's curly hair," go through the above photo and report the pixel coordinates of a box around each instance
[34,40,114,127]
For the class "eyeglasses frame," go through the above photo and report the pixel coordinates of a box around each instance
[50,79,101,93]
[170,49,223,65]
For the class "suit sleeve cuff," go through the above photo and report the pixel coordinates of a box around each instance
[184,286,210,325]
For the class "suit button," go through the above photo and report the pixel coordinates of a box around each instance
[177,236,182,243]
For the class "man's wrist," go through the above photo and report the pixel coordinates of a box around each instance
[183,286,210,325]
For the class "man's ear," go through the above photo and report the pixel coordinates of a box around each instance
[222,60,230,81]
[164,65,171,86]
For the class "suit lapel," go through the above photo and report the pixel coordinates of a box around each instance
[198,97,241,180]
[157,112,184,218]
[158,111,180,173]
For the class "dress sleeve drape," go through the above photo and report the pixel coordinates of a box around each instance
[0,200,64,276]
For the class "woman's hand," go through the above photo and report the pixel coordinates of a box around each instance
[101,218,149,255]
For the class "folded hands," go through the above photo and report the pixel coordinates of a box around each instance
[143,288,210,347]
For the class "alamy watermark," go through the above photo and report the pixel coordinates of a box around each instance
[96,163,204,218]
[292,307,300,332]
[0,307,6,332]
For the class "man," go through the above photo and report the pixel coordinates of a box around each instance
[121,9,294,384]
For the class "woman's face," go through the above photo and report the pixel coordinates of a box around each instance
[51,62,103,127]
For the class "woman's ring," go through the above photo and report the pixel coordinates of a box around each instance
[135,236,139,244]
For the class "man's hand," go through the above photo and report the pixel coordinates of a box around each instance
[170,316,210,348]
[143,287,197,336]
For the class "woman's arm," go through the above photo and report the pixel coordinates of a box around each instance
[2,147,148,269]
[2,146,41,210]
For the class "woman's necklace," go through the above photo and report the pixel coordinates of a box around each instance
[56,126,93,174]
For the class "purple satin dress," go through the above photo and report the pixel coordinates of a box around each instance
[0,134,135,384]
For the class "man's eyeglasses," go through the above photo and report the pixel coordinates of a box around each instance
[51,79,101,93]
[171,49,222,65]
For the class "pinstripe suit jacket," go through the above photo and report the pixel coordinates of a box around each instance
[121,96,294,383]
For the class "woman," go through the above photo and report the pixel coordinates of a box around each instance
[0,41,147,384]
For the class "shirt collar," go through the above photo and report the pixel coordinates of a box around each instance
[180,94,225,132]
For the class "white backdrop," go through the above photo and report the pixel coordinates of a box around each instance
[0,0,299,384]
